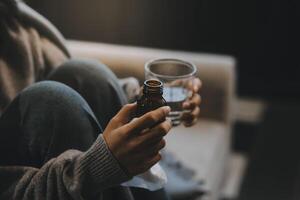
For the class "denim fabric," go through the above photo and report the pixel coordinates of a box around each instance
[0,81,100,166]
[0,59,169,200]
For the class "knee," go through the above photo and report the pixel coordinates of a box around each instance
[19,81,90,115]
[47,58,127,106]
[65,59,110,72]
[18,81,100,162]
[48,58,117,83]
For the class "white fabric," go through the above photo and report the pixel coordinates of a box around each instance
[121,163,167,191]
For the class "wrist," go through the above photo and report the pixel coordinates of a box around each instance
[76,135,130,189]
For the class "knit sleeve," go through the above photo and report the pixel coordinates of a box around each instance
[0,135,130,200]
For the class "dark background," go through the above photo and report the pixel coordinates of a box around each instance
[27,0,299,98]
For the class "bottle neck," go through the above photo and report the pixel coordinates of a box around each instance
[143,79,163,96]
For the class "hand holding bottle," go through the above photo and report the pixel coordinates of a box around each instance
[103,104,172,176]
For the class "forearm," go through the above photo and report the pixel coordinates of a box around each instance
[0,135,130,200]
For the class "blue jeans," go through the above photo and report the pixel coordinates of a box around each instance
[0,59,169,200]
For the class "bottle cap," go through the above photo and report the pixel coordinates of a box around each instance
[143,79,163,94]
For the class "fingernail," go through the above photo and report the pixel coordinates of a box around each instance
[167,118,173,127]
[183,102,189,108]
[163,106,171,114]
[194,85,198,92]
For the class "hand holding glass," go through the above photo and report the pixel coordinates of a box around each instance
[145,58,197,126]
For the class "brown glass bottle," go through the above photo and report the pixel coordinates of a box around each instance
[136,79,167,117]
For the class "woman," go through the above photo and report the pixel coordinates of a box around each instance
[0,0,201,199]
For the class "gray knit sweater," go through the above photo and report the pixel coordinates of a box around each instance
[0,135,131,199]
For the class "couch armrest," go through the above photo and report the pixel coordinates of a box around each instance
[67,40,236,124]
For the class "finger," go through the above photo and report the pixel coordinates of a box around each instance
[190,94,201,108]
[133,139,166,160]
[125,106,170,135]
[182,106,200,120]
[188,106,200,119]
[144,153,162,170]
[140,119,172,144]
[182,101,191,109]
[146,139,166,155]
[130,119,171,150]
[132,153,162,175]
[192,78,202,93]
[183,117,198,127]
[112,103,137,126]
[183,107,200,127]
[191,106,201,118]
[186,79,194,91]
[183,94,201,110]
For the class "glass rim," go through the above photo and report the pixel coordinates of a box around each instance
[145,58,197,80]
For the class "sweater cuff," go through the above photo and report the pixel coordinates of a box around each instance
[77,135,130,188]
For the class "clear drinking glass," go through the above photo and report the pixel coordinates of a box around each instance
[145,58,197,125]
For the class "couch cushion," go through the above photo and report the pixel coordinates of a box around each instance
[165,120,230,199]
